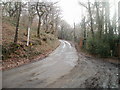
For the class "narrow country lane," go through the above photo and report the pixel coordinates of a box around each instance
[47,52,119,88]
[3,40,78,88]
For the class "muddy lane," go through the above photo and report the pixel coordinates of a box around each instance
[47,53,119,88]
[3,40,78,88]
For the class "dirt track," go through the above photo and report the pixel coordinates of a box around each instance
[3,40,78,88]
[47,52,119,88]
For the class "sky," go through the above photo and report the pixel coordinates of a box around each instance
[50,0,120,26]
[54,0,84,26]
[58,0,83,26]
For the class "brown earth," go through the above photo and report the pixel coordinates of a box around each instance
[2,17,60,70]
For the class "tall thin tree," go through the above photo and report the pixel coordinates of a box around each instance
[14,2,21,44]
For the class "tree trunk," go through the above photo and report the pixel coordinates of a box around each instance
[113,0,117,34]
[118,1,120,42]
[88,1,94,38]
[74,22,76,42]
[14,2,21,44]
[45,14,48,32]
[95,2,102,38]
[37,17,41,37]
[36,2,44,38]
[83,17,86,48]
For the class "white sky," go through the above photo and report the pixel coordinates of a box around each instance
[52,0,84,26]
[50,0,120,26]
[59,0,82,26]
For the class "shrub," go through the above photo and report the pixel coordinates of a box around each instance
[86,37,111,57]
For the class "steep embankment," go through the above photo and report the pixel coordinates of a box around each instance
[2,17,60,70]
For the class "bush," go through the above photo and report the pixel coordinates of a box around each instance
[2,43,25,60]
[86,31,120,57]
[86,37,111,57]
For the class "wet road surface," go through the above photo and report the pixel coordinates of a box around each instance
[3,40,119,88]
[47,53,119,88]
[3,40,78,88]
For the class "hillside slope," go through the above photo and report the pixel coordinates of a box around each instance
[2,17,60,70]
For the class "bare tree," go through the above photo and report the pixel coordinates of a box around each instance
[95,1,102,38]
[14,2,21,44]
[3,2,18,17]
[36,2,45,37]
[79,1,94,38]
[88,0,94,38]
[118,1,120,40]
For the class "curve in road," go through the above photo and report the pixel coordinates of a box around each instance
[3,40,78,88]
